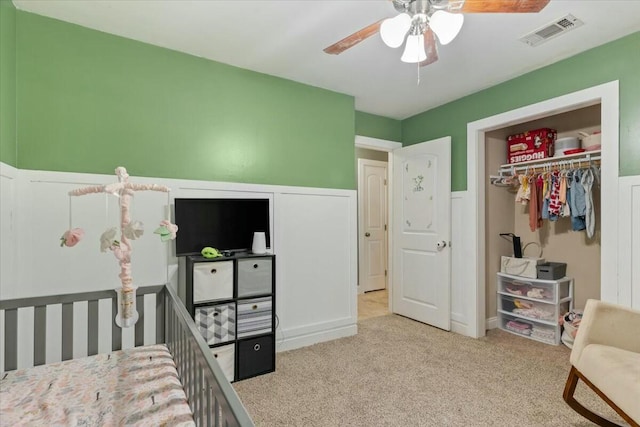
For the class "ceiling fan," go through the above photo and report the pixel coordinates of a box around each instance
[324,0,550,66]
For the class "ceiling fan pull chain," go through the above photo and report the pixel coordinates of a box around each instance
[416,62,421,85]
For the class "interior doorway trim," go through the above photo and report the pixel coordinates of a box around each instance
[355,135,402,152]
[466,81,619,339]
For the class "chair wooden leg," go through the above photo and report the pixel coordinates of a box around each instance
[563,366,628,427]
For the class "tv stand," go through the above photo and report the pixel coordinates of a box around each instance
[185,252,276,382]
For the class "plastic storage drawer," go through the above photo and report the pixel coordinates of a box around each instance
[237,335,275,380]
[500,313,559,345]
[237,297,272,338]
[237,258,273,298]
[497,273,571,303]
[195,302,236,345]
[193,261,234,303]
[499,295,569,323]
[210,343,235,382]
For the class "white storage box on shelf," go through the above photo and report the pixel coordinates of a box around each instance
[210,343,235,382]
[554,136,580,157]
[497,272,574,345]
[193,261,234,302]
[579,130,601,151]
[500,256,545,279]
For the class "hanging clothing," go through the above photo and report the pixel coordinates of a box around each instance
[515,175,530,205]
[541,173,550,220]
[582,168,596,238]
[559,175,567,205]
[548,172,562,220]
[536,175,544,228]
[566,185,586,231]
[529,177,539,232]
[571,169,586,216]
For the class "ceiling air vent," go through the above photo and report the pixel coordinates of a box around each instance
[520,14,584,47]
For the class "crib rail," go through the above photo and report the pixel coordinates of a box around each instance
[1,285,254,427]
[0,285,165,371]
[165,285,253,427]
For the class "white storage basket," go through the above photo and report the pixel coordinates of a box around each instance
[500,256,545,279]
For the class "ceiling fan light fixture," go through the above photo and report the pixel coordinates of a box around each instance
[429,10,464,45]
[401,33,427,63]
[380,13,412,48]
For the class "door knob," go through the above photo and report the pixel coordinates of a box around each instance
[436,240,447,250]
[365,232,371,237]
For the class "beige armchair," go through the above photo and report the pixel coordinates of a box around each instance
[563,299,640,427]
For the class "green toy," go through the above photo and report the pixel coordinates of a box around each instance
[201,247,222,259]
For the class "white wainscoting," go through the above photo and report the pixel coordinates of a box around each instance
[0,163,18,296]
[274,192,358,350]
[450,191,470,335]
[0,165,358,363]
[618,175,640,310]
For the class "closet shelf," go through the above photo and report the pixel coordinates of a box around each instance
[499,150,601,174]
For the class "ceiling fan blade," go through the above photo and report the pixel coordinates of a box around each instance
[461,0,550,13]
[323,20,384,55]
[420,29,439,67]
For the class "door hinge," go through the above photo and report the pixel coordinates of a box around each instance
[384,179,387,185]
[385,270,387,276]
[384,224,387,231]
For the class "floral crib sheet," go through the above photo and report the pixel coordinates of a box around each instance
[0,344,194,426]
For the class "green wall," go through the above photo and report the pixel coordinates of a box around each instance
[355,111,402,142]
[16,11,356,189]
[0,0,16,166]
[403,32,640,192]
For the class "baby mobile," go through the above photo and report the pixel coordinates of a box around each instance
[60,167,178,328]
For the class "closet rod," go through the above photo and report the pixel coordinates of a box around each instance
[499,154,601,175]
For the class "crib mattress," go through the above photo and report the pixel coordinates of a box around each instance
[0,344,194,426]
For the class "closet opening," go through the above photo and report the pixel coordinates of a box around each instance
[485,105,602,342]
[466,81,619,339]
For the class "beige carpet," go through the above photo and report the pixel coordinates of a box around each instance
[233,314,622,427]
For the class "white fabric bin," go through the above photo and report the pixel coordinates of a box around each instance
[500,256,545,279]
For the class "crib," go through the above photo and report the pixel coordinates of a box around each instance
[0,284,253,426]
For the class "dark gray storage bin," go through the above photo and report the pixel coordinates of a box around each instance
[537,262,567,280]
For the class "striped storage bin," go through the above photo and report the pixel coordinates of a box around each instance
[237,297,272,338]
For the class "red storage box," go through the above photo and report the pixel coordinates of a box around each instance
[507,128,557,164]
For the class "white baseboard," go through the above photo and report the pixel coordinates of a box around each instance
[486,317,499,330]
[275,324,358,352]
[451,320,469,336]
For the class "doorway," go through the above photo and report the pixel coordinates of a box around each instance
[355,135,452,329]
[355,136,401,320]
[358,158,388,294]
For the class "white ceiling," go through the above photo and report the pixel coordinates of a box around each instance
[13,0,640,120]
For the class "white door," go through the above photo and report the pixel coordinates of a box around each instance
[358,159,387,293]
[391,137,451,330]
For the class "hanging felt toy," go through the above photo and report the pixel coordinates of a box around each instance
[123,220,145,240]
[154,219,179,242]
[62,167,175,328]
[60,195,84,247]
[100,227,119,252]
[60,228,85,247]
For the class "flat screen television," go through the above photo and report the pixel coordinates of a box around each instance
[174,198,270,256]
